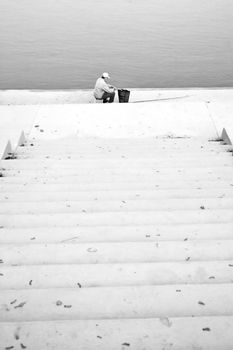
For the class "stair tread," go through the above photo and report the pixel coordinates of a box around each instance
[1,316,233,350]
[1,260,233,289]
[1,209,233,228]
[1,239,233,265]
[1,197,233,214]
[1,284,233,322]
[1,222,233,243]
[1,188,233,202]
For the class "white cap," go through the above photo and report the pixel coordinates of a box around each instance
[102,72,110,79]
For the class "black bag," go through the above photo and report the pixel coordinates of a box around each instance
[118,89,130,103]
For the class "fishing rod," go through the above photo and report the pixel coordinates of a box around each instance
[132,95,190,103]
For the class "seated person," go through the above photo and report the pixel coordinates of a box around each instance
[94,72,116,103]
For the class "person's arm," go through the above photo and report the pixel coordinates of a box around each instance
[101,80,115,93]
[109,85,117,90]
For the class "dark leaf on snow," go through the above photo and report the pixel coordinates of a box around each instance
[202,327,211,332]
[14,302,26,309]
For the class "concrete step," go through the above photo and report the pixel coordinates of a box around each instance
[18,140,231,149]
[1,261,233,289]
[16,151,232,159]
[23,135,225,143]
[1,188,233,202]
[22,137,230,148]
[1,172,233,184]
[10,137,233,149]
[22,134,219,141]
[1,316,233,350]
[1,284,233,322]
[17,150,232,159]
[1,180,233,193]
[1,240,233,265]
[3,165,233,177]
[1,209,233,228]
[1,198,233,214]
[2,158,233,169]
[16,148,233,160]
[1,223,233,243]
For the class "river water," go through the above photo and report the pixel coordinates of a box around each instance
[0,0,232,89]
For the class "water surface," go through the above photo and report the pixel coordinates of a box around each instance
[0,0,232,89]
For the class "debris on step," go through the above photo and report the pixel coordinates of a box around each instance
[159,317,172,327]
[208,138,223,142]
[3,304,10,311]
[87,247,98,253]
[4,153,17,160]
[61,236,78,243]
[202,327,211,332]
[14,329,20,340]
[14,302,26,309]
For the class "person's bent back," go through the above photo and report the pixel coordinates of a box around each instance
[94,72,116,103]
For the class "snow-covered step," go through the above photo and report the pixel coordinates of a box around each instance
[1,188,233,202]
[1,284,233,322]
[2,155,233,167]
[1,180,233,193]
[1,172,233,184]
[1,316,233,350]
[1,209,233,228]
[19,137,232,149]
[2,155,233,164]
[3,165,233,177]
[1,223,233,244]
[1,240,233,265]
[1,261,233,290]
[1,198,233,214]
[20,136,228,145]
[16,151,233,159]
[17,143,232,152]
[17,151,232,159]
